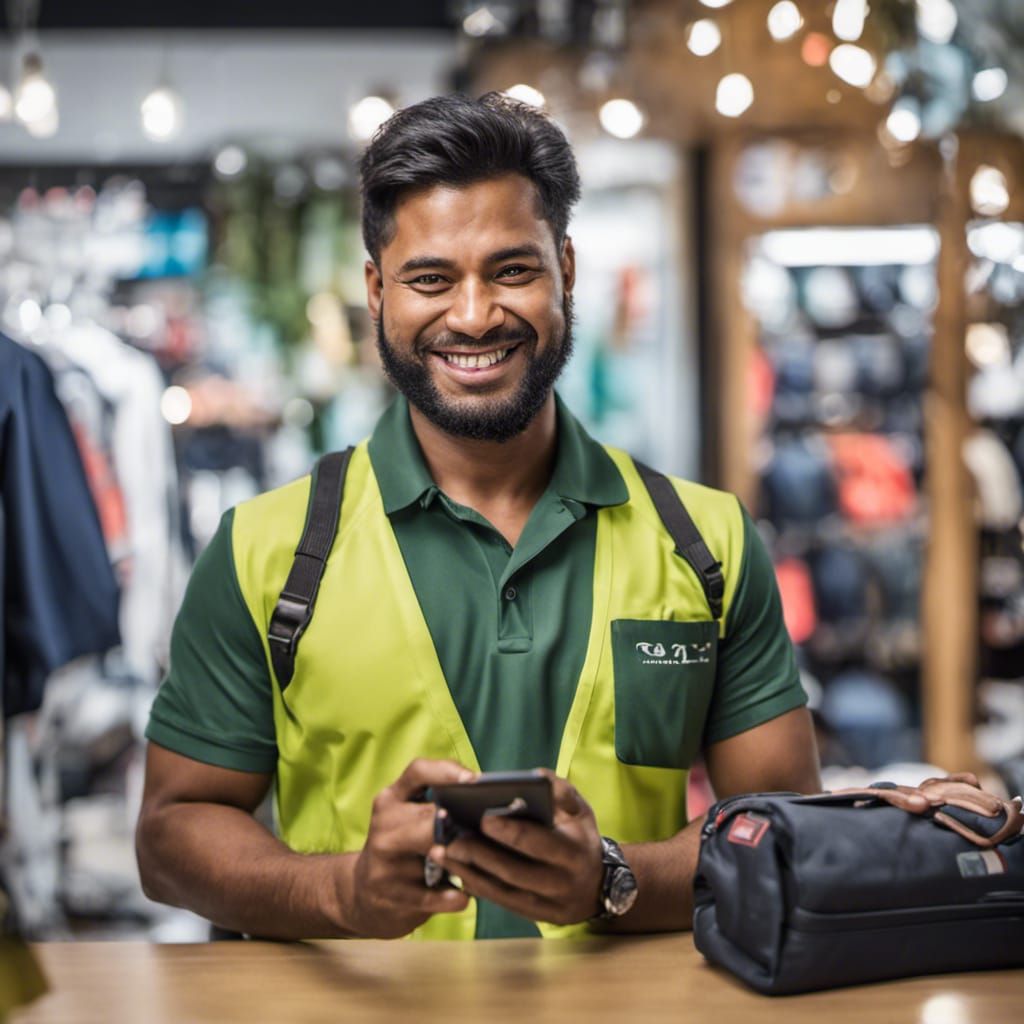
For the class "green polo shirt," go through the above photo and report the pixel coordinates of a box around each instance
[147,394,804,939]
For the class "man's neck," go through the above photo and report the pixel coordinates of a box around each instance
[408,395,558,545]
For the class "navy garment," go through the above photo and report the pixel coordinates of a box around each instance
[0,334,120,718]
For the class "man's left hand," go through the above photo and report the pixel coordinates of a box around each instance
[427,769,604,926]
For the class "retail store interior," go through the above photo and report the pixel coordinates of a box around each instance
[1,0,1023,951]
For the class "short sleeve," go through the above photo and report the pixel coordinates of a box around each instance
[702,508,807,746]
[145,509,278,772]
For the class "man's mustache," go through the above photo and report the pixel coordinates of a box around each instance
[420,325,537,353]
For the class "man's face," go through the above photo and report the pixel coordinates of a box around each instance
[366,174,575,442]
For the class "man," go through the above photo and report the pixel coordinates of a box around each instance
[136,93,820,941]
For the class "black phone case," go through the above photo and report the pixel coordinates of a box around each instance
[431,770,554,841]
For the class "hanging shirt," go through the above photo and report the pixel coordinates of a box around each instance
[0,334,121,718]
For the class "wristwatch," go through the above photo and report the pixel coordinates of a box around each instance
[594,836,639,920]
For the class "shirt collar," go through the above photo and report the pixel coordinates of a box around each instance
[368,393,628,516]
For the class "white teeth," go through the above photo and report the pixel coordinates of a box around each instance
[442,347,511,369]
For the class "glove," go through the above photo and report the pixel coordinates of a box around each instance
[830,772,1024,849]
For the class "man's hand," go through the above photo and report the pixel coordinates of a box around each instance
[342,758,475,938]
[427,769,604,926]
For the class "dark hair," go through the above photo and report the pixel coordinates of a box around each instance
[359,92,581,264]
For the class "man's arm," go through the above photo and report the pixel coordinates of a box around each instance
[136,744,472,939]
[605,705,820,933]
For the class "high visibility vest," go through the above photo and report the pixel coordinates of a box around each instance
[231,443,745,939]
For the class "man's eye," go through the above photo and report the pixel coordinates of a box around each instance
[411,274,446,287]
[497,265,533,279]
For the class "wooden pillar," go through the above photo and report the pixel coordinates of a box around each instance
[921,147,978,771]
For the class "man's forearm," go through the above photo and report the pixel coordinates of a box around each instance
[599,816,706,933]
[136,801,357,939]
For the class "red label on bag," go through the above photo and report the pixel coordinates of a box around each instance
[727,813,771,848]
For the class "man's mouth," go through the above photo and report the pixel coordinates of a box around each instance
[433,344,521,370]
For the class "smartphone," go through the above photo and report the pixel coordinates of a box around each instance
[430,769,554,842]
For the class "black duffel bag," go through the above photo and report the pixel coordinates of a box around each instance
[693,783,1024,994]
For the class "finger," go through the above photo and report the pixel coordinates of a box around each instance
[441,858,563,924]
[433,834,567,900]
[536,769,587,818]
[388,758,475,803]
[479,813,581,869]
[870,787,931,814]
[369,800,438,855]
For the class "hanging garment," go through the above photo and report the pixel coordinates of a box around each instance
[45,322,183,687]
[0,333,121,717]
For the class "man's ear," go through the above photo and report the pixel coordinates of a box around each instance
[365,259,383,321]
[560,236,576,295]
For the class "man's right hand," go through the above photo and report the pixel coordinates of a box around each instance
[338,758,475,938]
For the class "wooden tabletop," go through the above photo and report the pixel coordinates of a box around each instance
[11,935,1024,1024]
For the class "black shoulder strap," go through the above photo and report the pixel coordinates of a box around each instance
[632,458,724,622]
[268,447,354,691]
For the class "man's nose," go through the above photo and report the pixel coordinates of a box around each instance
[444,279,505,339]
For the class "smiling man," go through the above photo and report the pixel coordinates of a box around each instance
[136,93,820,941]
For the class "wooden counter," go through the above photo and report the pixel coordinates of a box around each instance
[11,935,1023,1023]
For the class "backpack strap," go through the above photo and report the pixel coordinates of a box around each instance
[268,447,354,691]
[632,458,724,622]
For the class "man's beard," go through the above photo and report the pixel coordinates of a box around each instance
[376,297,574,443]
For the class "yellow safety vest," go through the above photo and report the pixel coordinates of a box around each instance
[231,443,745,939]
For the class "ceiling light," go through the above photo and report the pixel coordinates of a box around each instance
[972,67,1008,103]
[886,102,922,144]
[599,98,644,139]
[829,44,876,88]
[915,0,957,45]
[214,145,248,179]
[716,73,754,118]
[767,2,803,42]
[14,53,56,126]
[687,19,722,57]
[141,86,183,141]
[25,106,58,138]
[760,227,939,267]
[348,96,394,142]
[970,166,1010,217]
[503,83,545,107]
[801,32,831,67]
[832,0,867,42]
[699,0,732,7]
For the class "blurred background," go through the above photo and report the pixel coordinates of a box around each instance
[0,0,1022,942]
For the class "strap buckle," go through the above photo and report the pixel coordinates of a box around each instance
[268,594,309,652]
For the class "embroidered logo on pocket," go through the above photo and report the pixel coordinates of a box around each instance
[635,641,712,666]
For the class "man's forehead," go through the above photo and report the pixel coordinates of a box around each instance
[385,175,555,258]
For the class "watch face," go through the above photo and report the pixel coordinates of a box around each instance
[606,866,639,916]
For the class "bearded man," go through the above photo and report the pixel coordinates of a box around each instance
[136,93,820,940]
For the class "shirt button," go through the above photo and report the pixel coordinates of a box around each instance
[504,586,518,601]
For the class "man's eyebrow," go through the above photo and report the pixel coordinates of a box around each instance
[395,255,458,275]
[488,244,546,264]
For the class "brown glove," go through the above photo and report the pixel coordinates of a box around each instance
[832,772,1024,849]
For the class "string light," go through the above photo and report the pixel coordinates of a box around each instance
[767,2,803,42]
[832,0,867,42]
[916,0,957,45]
[716,74,754,118]
[970,166,1010,217]
[829,44,876,88]
[801,32,831,67]
[885,101,922,144]
[686,19,722,57]
[599,98,644,139]
[214,146,248,179]
[972,67,1007,103]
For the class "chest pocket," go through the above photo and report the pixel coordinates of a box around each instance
[611,619,718,769]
